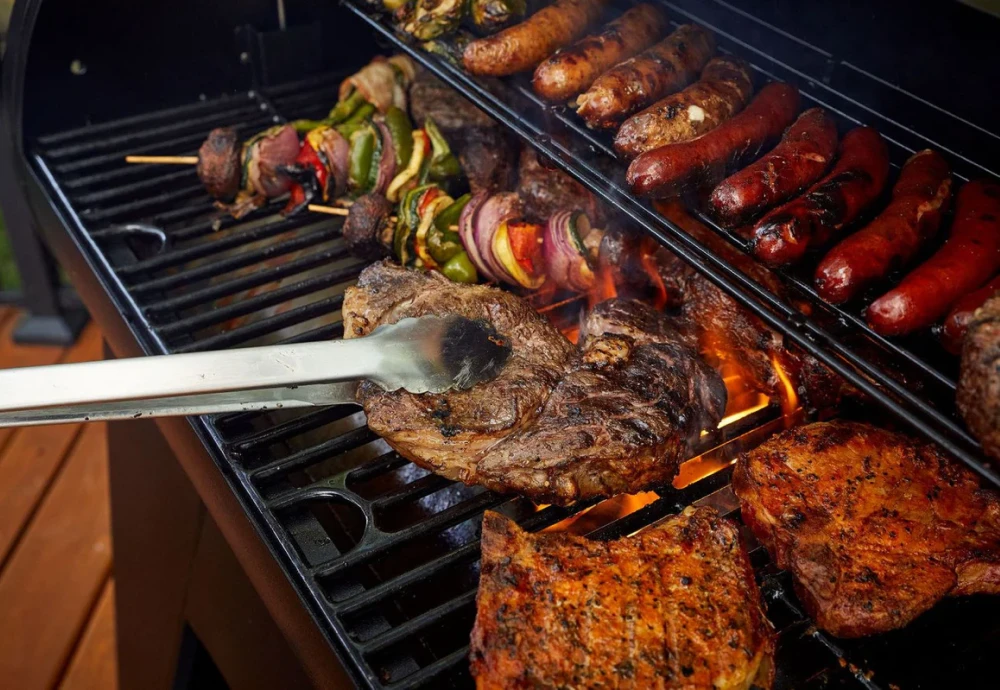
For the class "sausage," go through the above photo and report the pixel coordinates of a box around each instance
[575,24,715,129]
[708,108,838,227]
[750,126,890,267]
[867,180,1000,336]
[613,57,754,158]
[814,149,951,304]
[941,275,1000,354]
[462,0,608,77]
[626,82,800,198]
[532,4,669,103]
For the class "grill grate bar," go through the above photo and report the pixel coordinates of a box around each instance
[41,103,268,159]
[310,492,508,580]
[387,648,468,690]
[370,474,453,512]
[119,215,329,278]
[172,294,346,352]
[80,184,205,222]
[35,93,255,146]
[70,168,197,205]
[250,425,376,483]
[144,244,352,314]
[358,589,477,656]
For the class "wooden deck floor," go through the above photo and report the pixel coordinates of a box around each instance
[0,307,116,690]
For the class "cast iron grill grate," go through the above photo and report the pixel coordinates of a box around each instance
[23,2,1000,688]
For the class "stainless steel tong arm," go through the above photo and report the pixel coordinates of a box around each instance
[0,315,512,427]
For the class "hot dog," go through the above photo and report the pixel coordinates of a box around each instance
[532,4,669,103]
[575,24,715,129]
[462,0,608,77]
[613,57,754,158]
[750,126,889,266]
[626,82,800,198]
[941,275,1000,354]
[814,149,951,304]
[708,108,838,227]
[867,180,1000,336]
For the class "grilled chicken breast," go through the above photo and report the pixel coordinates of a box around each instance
[343,262,725,504]
[734,420,1000,638]
[470,507,775,689]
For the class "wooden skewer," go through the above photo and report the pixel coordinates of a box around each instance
[307,204,458,231]
[125,155,199,165]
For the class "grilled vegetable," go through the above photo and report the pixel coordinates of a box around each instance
[441,251,478,283]
[384,106,414,169]
[494,220,546,288]
[348,127,376,194]
[402,0,467,40]
[469,0,526,34]
[544,210,600,291]
[328,90,366,124]
[387,130,430,201]
[282,125,350,214]
[339,55,418,113]
[423,117,461,184]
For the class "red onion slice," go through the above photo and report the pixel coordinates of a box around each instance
[372,121,396,196]
[459,191,497,281]
[544,210,596,292]
[473,193,523,285]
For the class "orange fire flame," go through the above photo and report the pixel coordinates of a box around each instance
[541,491,660,535]
[770,354,800,425]
[639,245,668,311]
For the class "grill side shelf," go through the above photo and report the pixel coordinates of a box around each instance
[339,0,999,489]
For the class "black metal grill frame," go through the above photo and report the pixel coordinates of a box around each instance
[14,0,1000,688]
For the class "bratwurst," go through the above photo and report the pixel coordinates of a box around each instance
[462,0,608,77]
[614,56,754,158]
[575,24,715,129]
[532,4,668,103]
[626,82,800,198]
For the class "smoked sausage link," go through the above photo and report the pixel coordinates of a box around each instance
[462,0,608,77]
[625,82,800,198]
[941,275,1000,354]
[750,126,890,267]
[532,4,669,102]
[814,149,951,304]
[867,180,1000,336]
[708,108,838,227]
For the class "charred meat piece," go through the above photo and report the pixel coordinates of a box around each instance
[958,294,1000,461]
[516,146,601,223]
[342,193,394,260]
[409,72,517,193]
[344,261,574,481]
[470,507,775,689]
[734,420,1000,638]
[343,262,724,504]
[475,300,726,504]
[197,127,242,201]
[601,204,853,411]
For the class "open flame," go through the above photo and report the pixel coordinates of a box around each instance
[770,354,800,425]
[541,491,660,535]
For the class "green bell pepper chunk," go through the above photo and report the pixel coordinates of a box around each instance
[434,193,470,234]
[348,128,375,193]
[336,103,377,139]
[328,90,365,124]
[365,124,385,193]
[290,118,333,134]
[441,251,478,283]
[384,106,413,170]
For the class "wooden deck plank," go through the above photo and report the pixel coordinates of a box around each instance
[0,324,104,563]
[0,423,111,690]
[59,578,117,690]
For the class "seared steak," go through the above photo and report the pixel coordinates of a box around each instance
[958,294,1000,461]
[343,262,725,504]
[734,420,1000,638]
[470,507,775,689]
[476,301,726,502]
[516,146,602,223]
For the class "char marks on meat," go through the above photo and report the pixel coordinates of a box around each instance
[734,420,1000,637]
[516,146,602,223]
[343,262,725,504]
[409,72,517,193]
[470,507,775,689]
[958,294,1000,462]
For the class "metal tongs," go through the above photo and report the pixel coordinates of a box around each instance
[0,315,512,428]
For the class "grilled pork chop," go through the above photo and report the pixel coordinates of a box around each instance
[470,507,775,689]
[958,294,1000,461]
[343,262,725,504]
[734,421,1000,638]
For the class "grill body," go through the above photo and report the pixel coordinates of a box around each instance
[3,1,1000,688]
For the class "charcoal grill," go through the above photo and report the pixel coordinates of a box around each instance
[3,0,1000,688]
